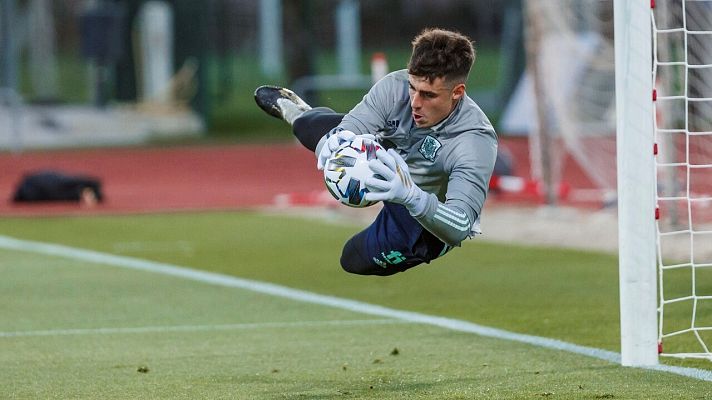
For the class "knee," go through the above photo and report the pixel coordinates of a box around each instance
[340,239,399,276]
[340,240,373,275]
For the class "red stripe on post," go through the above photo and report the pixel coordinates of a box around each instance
[653,143,658,155]
[653,89,657,101]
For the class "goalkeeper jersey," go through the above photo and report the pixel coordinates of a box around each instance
[336,69,498,246]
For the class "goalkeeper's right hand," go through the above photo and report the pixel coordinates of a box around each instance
[317,130,355,170]
[317,130,375,170]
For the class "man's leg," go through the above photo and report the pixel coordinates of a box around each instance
[254,85,345,152]
[292,108,345,151]
[340,202,451,276]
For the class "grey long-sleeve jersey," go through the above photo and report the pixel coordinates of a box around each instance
[321,69,498,247]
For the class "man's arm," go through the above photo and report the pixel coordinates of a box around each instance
[410,194,474,247]
[364,150,474,247]
[365,133,497,247]
[315,72,402,168]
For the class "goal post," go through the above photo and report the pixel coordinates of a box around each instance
[614,0,659,367]
[526,0,712,365]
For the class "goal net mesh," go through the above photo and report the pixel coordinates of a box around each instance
[653,0,712,361]
[525,1,617,203]
[527,0,712,360]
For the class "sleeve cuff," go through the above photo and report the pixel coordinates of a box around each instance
[405,188,433,218]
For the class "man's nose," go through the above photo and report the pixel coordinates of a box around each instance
[411,93,421,109]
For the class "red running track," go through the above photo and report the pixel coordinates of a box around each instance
[0,143,324,216]
[0,138,596,217]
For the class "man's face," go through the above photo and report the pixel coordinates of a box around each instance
[408,74,465,128]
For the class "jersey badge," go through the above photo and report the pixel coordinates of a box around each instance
[419,135,442,162]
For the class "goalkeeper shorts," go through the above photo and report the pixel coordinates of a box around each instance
[340,202,451,276]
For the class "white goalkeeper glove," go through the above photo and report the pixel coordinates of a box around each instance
[364,148,429,216]
[316,130,375,170]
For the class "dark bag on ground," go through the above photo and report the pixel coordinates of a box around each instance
[12,171,103,203]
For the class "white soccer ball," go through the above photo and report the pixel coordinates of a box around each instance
[324,136,382,208]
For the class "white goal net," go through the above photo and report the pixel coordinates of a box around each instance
[653,0,712,361]
[525,0,617,204]
[527,0,712,362]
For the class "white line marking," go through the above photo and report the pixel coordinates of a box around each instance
[1,234,711,382]
[0,319,410,338]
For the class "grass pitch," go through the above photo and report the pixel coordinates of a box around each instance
[1,211,711,399]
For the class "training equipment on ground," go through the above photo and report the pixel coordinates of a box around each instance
[323,136,382,208]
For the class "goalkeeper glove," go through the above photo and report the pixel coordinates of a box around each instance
[364,148,429,216]
[316,130,376,170]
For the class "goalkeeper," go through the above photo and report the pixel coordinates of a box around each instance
[255,28,497,276]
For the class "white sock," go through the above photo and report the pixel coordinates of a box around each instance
[277,98,311,125]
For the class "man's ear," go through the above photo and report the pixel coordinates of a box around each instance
[452,83,466,100]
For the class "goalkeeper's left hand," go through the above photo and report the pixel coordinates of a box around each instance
[364,149,428,216]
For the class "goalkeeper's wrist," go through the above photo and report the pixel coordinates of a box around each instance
[404,186,429,217]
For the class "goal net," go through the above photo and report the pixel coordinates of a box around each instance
[527,0,712,363]
[525,0,617,204]
[653,0,712,361]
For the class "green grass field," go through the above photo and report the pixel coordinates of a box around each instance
[1,211,712,399]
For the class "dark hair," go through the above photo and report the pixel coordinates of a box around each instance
[407,28,476,84]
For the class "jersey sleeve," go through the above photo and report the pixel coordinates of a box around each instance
[411,130,497,246]
[313,72,402,159]
[338,74,399,135]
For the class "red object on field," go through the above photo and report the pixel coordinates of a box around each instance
[273,190,336,208]
[489,175,571,202]
[371,52,389,83]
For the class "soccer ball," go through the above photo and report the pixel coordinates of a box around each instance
[324,136,382,208]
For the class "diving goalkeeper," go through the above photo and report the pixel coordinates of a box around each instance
[255,28,497,276]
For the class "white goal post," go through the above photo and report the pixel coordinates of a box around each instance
[616,0,712,365]
[614,0,658,367]
[616,0,712,366]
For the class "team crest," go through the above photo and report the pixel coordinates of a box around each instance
[419,135,442,162]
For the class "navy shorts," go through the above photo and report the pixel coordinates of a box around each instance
[340,202,451,276]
